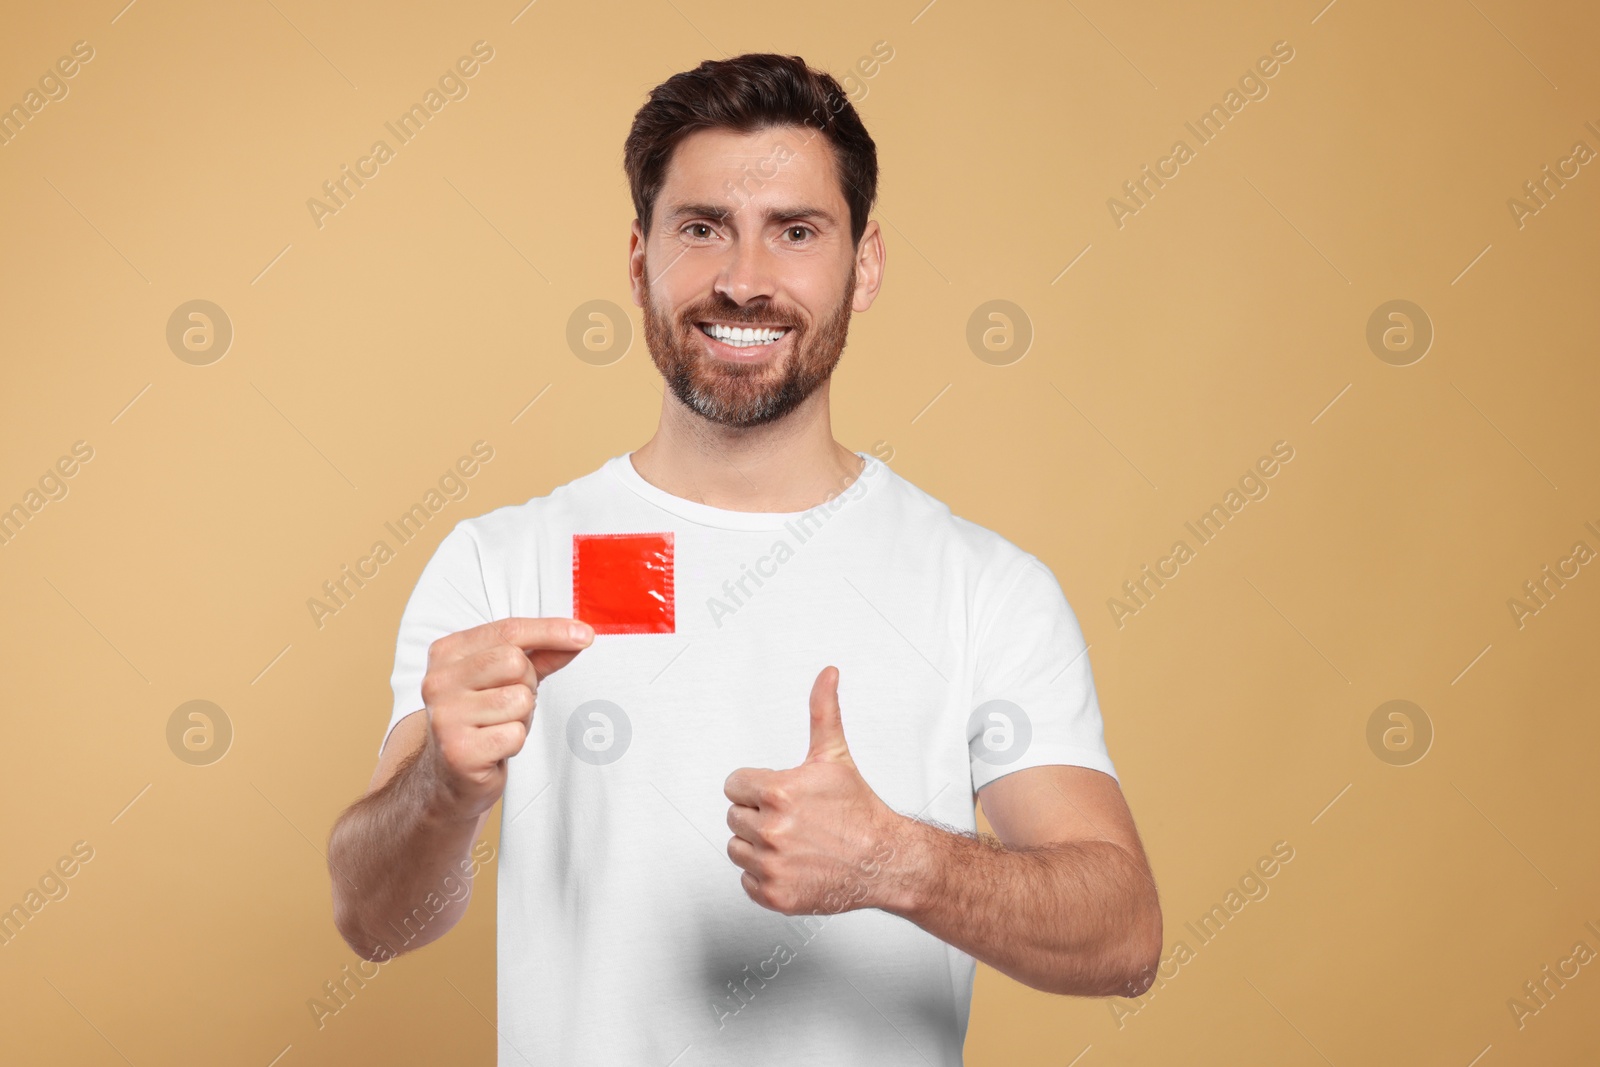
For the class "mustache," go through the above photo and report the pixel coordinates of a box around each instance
[678,298,803,330]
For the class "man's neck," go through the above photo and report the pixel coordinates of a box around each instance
[628,386,865,513]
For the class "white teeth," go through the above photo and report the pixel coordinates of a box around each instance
[702,323,788,347]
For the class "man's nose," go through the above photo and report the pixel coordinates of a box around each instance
[714,234,779,306]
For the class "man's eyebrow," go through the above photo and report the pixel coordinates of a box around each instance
[763,206,837,226]
[663,203,733,225]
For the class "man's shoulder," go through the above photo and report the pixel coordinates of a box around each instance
[445,454,615,547]
[875,460,1038,579]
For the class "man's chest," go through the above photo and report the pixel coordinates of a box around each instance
[509,523,977,816]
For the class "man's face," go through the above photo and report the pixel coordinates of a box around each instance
[629,125,880,429]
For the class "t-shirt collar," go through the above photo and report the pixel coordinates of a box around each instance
[604,451,883,532]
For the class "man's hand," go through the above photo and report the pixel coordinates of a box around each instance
[421,617,594,820]
[724,666,906,916]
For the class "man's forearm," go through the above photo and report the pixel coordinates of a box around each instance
[877,815,1161,997]
[327,747,484,961]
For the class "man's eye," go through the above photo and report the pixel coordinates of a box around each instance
[685,223,714,239]
[785,226,812,242]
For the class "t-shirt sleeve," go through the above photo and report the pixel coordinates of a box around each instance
[380,520,495,759]
[968,553,1118,793]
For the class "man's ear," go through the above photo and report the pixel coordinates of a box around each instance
[628,218,647,309]
[851,219,885,313]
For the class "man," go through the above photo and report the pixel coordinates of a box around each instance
[328,52,1160,1065]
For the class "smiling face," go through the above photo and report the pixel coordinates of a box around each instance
[629,125,881,429]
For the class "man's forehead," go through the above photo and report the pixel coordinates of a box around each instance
[663,125,837,186]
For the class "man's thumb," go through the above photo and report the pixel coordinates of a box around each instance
[806,665,853,765]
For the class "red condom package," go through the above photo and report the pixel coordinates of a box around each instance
[571,532,675,634]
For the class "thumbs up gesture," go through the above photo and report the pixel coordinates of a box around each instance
[724,666,905,916]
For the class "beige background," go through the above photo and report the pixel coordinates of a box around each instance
[2,0,1597,1063]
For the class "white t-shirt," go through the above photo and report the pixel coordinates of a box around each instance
[382,449,1118,1066]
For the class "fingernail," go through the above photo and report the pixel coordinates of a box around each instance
[570,622,592,642]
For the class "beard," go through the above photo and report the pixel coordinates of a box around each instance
[641,264,856,429]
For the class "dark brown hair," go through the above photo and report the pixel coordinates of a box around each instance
[623,53,878,247]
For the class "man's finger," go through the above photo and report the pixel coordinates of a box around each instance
[445,684,536,728]
[472,718,528,767]
[524,643,588,684]
[443,617,594,680]
[455,616,594,655]
[728,838,758,877]
[501,620,595,686]
[724,767,771,808]
[805,665,853,765]
[725,803,760,842]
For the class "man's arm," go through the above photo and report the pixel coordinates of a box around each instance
[878,764,1161,998]
[327,711,489,961]
[327,617,594,962]
[722,668,1160,996]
